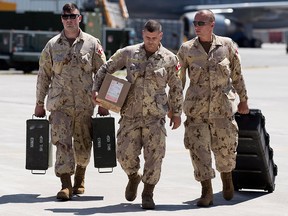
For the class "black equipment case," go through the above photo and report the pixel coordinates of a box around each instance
[92,115,117,173]
[233,109,278,192]
[26,115,50,174]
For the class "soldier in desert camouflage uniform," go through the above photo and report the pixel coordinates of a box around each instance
[177,10,249,207]
[34,3,106,201]
[92,20,183,209]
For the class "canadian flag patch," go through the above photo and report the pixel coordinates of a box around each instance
[98,47,103,55]
[176,62,181,71]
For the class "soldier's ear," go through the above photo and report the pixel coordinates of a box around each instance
[159,32,163,40]
[211,21,215,28]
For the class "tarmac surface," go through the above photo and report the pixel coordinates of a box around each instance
[0,43,287,216]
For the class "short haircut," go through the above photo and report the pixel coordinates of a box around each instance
[62,2,79,14]
[143,20,162,32]
[197,9,215,22]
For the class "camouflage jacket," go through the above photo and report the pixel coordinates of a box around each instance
[177,34,248,119]
[93,43,183,120]
[36,29,106,111]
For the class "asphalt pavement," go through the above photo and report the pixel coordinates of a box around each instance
[0,43,287,216]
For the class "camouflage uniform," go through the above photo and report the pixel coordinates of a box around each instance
[177,34,248,182]
[36,30,106,177]
[93,43,183,185]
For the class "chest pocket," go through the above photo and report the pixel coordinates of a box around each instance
[52,51,66,75]
[127,62,145,84]
[154,67,167,87]
[189,63,204,84]
[80,52,92,72]
[217,58,231,77]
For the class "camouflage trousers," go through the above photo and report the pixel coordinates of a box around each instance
[184,117,238,182]
[50,109,93,177]
[117,117,166,185]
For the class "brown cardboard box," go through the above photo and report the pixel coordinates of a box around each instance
[97,73,131,113]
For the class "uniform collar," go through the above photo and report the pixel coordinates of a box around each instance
[57,29,84,44]
[195,34,222,46]
[193,34,224,52]
[212,34,224,46]
[138,42,164,58]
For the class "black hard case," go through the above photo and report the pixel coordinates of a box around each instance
[92,116,117,172]
[233,109,278,192]
[26,116,50,173]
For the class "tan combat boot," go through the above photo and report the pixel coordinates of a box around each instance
[125,172,142,201]
[141,183,155,209]
[73,165,86,195]
[221,172,234,200]
[56,174,72,201]
[197,179,213,207]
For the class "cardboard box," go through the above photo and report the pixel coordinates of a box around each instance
[97,73,131,113]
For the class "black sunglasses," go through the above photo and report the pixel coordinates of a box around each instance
[193,21,209,27]
[61,14,80,20]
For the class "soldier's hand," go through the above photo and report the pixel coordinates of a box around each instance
[167,109,173,119]
[170,115,181,130]
[34,105,46,118]
[98,106,110,116]
[92,90,98,106]
[237,101,249,114]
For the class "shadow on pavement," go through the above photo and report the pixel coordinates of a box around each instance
[44,191,268,214]
[45,202,194,215]
[0,193,104,204]
[184,190,268,207]
[0,189,272,214]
